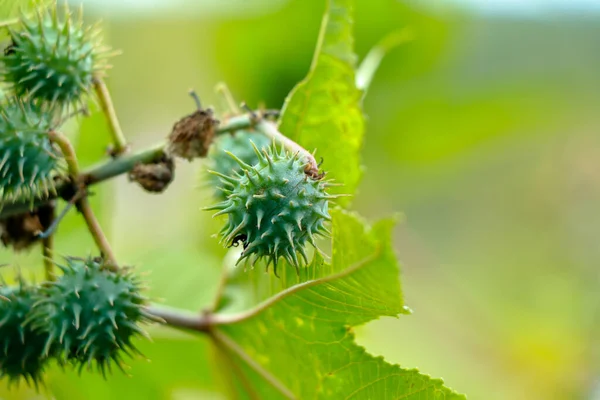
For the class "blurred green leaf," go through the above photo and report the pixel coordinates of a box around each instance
[278,0,364,204]
[47,335,220,400]
[213,209,464,399]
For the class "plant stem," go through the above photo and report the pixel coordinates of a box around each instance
[42,206,55,281]
[216,114,257,135]
[215,83,241,114]
[49,130,118,270]
[82,142,166,185]
[256,120,319,177]
[78,196,118,270]
[0,113,303,219]
[49,130,80,176]
[356,28,414,93]
[93,76,128,155]
[146,305,212,333]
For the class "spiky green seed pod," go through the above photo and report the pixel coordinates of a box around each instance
[2,3,111,106]
[0,98,63,206]
[207,131,271,200]
[0,282,50,386]
[206,144,335,275]
[30,258,156,375]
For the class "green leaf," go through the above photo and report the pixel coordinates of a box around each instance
[278,0,364,204]
[212,209,465,399]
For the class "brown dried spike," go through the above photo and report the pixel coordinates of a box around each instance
[167,108,219,161]
[0,203,55,251]
[128,155,175,193]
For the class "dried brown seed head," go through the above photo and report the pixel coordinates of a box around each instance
[167,108,219,161]
[0,204,54,251]
[128,155,175,193]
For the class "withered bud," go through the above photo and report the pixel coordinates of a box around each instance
[0,203,54,251]
[128,154,175,193]
[167,108,219,161]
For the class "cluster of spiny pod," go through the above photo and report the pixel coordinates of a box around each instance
[0,258,155,386]
[0,1,112,205]
[0,0,341,387]
[0,1,154,387]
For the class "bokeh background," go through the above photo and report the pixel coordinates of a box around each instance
[1,0,599,399]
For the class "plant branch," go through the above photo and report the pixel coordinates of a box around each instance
[77,196,118,270]
[216,114,256,135]
[356,28,414,93]
[81,142,167,185]
[215,83,241,114]
[48,130,118,270]
[146,305,212,333]
[41,205,55,281]
[257,120,319,177]
[93,76,128,156]
[0,113,299,219]
[49,130,80,176]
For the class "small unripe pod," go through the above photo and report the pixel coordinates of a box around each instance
[206,144,336,275]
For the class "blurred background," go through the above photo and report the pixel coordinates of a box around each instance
[2,0,599,399]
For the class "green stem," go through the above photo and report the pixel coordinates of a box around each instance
[217,114,257,135]
[0,113,283,219]
[82,142,166,185]
[93,76,128,155]
[356,28,414,93]
[49,130,80,176]
[49,130,118,270]
[256,120,319,177]
[215,82,241,114]
[41,206,55,281]
[78,196,118,270]
[146,305,212,333]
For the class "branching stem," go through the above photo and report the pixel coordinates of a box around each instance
[49,130,80,176]
[256,120,319,177]
[78,196,118,270]
[48,130,118,270]
[146,305,212,333]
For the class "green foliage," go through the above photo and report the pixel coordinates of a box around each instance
[199,1,465,397]
[0,97,62,206]
[278,0,364,205]
[0,0,468,397]
[212,210,464,399]
[2,2,108,107]
[0,282,49,386]
[30,258,153,375]
[207,130,271,201]
[207,143,333,274]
